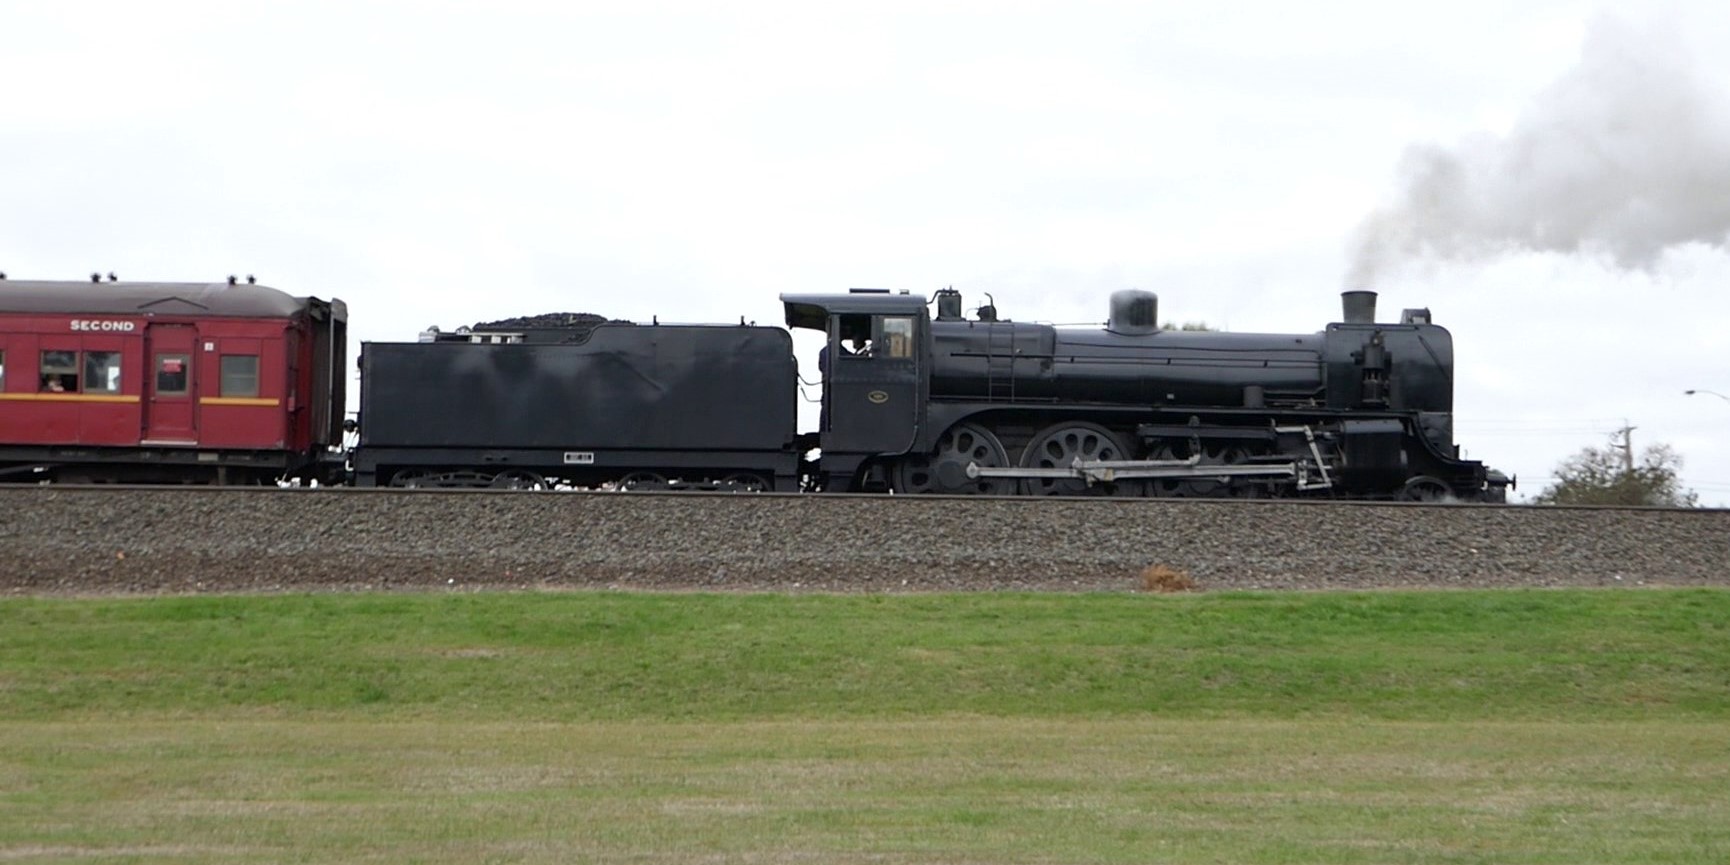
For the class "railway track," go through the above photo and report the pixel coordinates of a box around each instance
[2,487,1726,595]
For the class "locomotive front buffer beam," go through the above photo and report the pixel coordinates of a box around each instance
[964,426,1335,491]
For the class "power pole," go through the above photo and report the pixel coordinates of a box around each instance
[1611,422,1637,474]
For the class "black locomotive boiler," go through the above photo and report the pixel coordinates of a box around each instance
[356,287,1507,501]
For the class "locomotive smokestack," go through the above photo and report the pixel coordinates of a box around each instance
[1341,290,1377,324]
[1107,289,1159,335]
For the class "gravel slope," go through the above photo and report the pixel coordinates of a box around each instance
[2,488,1726,595]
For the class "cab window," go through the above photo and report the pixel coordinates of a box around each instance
[881,316,914,359]
[40,350,78,392]
[84,352,122,394]
[220,355,260,397]
[835,314,873,358]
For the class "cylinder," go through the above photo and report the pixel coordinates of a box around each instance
[1341,290,1377,324]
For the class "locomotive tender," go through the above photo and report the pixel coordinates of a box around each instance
[356,323,801,491]
[358,286,1507,501]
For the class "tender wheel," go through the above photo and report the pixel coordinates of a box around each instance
[720,473,769,493]
[388,470,433,489]
[1020,422,1141,496]
[618,471,669,491]
[892,422,1014,495]
[489,470,548,490]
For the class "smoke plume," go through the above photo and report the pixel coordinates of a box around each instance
[1347,16,1730,287]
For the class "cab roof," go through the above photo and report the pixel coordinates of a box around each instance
[780,292,928,330]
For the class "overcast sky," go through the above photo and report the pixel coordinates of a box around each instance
[4,1,1728,504]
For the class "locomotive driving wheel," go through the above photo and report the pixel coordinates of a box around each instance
[1020,422,1142,496]
[1150,441,1258,498]
[891,422,1014,495]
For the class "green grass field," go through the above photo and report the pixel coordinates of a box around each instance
[2,589,1727,863]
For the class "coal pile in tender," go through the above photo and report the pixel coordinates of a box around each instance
[472,312,630,331]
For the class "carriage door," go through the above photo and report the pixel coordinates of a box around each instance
[143,325,196,443]
[823,313,922,454]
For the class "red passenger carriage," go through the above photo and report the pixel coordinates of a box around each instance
[0,278,347,483]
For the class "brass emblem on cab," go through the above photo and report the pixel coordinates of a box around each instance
[867,390,889,404]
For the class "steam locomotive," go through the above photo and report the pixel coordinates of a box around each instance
[359,287,1508,501]
[0,276,1508,500]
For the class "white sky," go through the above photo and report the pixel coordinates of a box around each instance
[3,0,1727,504]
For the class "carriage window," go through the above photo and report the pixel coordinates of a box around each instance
[156,354,190,395]
[881,316,914,359]
[0,350,5,390]
[220,354,259,397]
[84,351,122,394]
[40,350,78,392]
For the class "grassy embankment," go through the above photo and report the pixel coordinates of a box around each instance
[2,589,1727,863]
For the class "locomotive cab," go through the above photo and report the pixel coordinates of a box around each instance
[782,291,930,489]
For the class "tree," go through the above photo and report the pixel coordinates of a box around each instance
[1531,441,1699,507]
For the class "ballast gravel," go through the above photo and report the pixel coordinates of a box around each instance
[1,488,1725,595]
